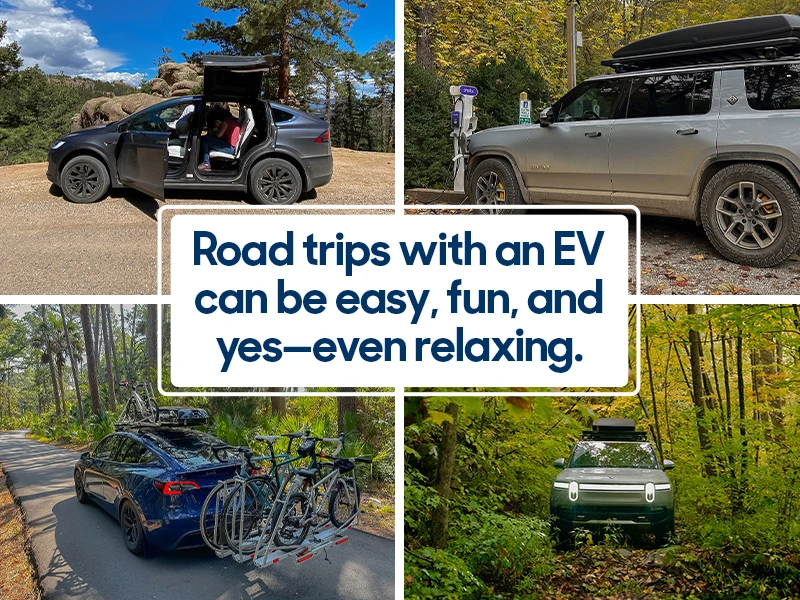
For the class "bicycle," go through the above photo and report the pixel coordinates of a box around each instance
[117,381,159,424]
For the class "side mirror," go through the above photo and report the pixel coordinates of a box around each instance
[539,107,555,127]
[553,458,565,469]
[663,459,675,471]
[81,451,90,459]
[117,121,129,133]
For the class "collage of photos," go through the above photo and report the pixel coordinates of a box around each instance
[1,0,800,600]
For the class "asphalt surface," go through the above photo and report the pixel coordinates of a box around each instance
[0,430,394,600]
[0,149,394,295]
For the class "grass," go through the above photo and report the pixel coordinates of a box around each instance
[354,481,395,539]
[0,466,40,600]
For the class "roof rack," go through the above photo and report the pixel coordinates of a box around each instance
[581,418,647,441]
[602,14,800,73]
[114,407,209,430]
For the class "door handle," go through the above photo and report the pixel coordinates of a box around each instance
[676,128,699,135]
[585,131,602,138]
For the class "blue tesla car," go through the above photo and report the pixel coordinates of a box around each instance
[74,422,238,556]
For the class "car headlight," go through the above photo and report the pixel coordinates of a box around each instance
[50,141,65,150]
[645,482,655,503]
[568,481,579,502]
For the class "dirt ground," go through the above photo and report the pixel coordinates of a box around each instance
[0,467,39,600]
[0,149,394,295]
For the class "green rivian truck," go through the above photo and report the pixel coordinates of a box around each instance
[550,418,675,546]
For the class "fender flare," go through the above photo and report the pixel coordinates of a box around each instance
[467,150,531,202]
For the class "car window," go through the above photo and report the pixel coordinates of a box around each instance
[140,429,231,467]
[117,438,157,464]
[625,71,713,118]
[94,435,124,461]
[555,79,626,122]
[744,64,800,110]
[568,441,658,469]
[127,101,190,132]
[271,107,295,123]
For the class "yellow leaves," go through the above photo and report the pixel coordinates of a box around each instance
[426,410,454,425]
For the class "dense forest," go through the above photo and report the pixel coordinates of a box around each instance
[405,304,800,598]
[0,305,394,502]
[0,0,394,167]
[404,1,800,187]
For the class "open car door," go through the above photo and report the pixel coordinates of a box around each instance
[116,127,169,200]
[203,55,278,101]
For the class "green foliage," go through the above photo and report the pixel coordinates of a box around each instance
[404,60,452,188]
[404,546,486,599]
[466,56,549,129]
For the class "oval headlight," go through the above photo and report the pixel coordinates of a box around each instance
[645,482,655,503]
[50,141,65,150]
[568,481,579,502]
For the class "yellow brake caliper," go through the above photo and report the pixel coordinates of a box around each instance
[758,192,775,214]
[497,182,505,203]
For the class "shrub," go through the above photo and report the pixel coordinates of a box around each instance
[404,546,485,599]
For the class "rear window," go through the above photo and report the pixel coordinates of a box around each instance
[271,107,296,123]
[625,71,713,118]
[141,429,231,467]
[117,438,157,464]
[744,64,800,110]
[569,441,658,469]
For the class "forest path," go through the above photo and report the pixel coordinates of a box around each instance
[0,430,395,600]
[0,149,394,295]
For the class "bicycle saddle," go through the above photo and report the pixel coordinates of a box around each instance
[282,431,305,439]
[255,435,281,444]
[296,467,319,479]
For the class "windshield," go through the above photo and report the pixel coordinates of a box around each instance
[141,429,233,467]
[569,441,658,469]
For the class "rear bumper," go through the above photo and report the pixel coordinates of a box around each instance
[305,153,333,190]
[143,512,205,551]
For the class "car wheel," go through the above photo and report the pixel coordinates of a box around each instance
[654,516,674,548]
[700,163,800,267]
[60,155,110,204]
[248,158,302,205]
[120,501,148,556]
[468,158,525,215]
[74,470,88,504]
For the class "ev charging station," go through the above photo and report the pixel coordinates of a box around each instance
[449,85,478,193]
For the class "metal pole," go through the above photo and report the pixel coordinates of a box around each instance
[566,2,577,90]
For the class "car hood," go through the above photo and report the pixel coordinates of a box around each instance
[556,467,670,485]
[57,123,117,141]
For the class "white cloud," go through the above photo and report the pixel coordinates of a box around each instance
[0,0,145,83]
[76,0,92,9]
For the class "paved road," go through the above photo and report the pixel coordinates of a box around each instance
[0,149,394,295]
[0,431,394,600]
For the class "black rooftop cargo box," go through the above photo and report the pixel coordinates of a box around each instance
[582,418,647,441]
[603,14,800,72]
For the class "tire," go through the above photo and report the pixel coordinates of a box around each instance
[553,518,572,550]
[120,500,148,556]
[221,476,277,553]
[248,158,303,205]
[147,398,159,424]
[271,492,310,547]
[654,515,675,548]
[468,157,526,215]
[700,163,800,267]
[329,479,360,528]
[200,481,231,551]
[60,155,110,204]
[74,470,89,504]
[123,401,136,423]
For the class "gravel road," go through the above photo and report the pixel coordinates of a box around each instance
[0,149,394,295]
[0,430,394,600]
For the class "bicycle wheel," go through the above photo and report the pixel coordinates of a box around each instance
[329,478,360,528]
[222,476,275,553]
[271,492,310,547]
[200,481,232,551]
[123,401,136,422]
[147,398,159,423]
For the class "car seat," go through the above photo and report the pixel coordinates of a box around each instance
[208,108,255,162]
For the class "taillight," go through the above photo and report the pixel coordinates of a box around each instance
[154,481,200,495]
[314,130,330,143]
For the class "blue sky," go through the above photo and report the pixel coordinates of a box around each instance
[0,0,394,85]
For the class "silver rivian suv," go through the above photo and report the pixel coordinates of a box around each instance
[467,14,800,267]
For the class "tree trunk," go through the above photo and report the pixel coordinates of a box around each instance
[108,306,120,385]
[41,305,61,417]
[687,304,715,477]
[413,2,436,71]
[59,304,84,425]
[337,387,357,434]
[735,330,747,512]
[431,402,459,548]
[93,304,101,362]
[80,304,102,416]
[120,305,129,380]
[271,387,286,417]
[146,304,157,384]
[101,306,116,412]
[278,22,290,103]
